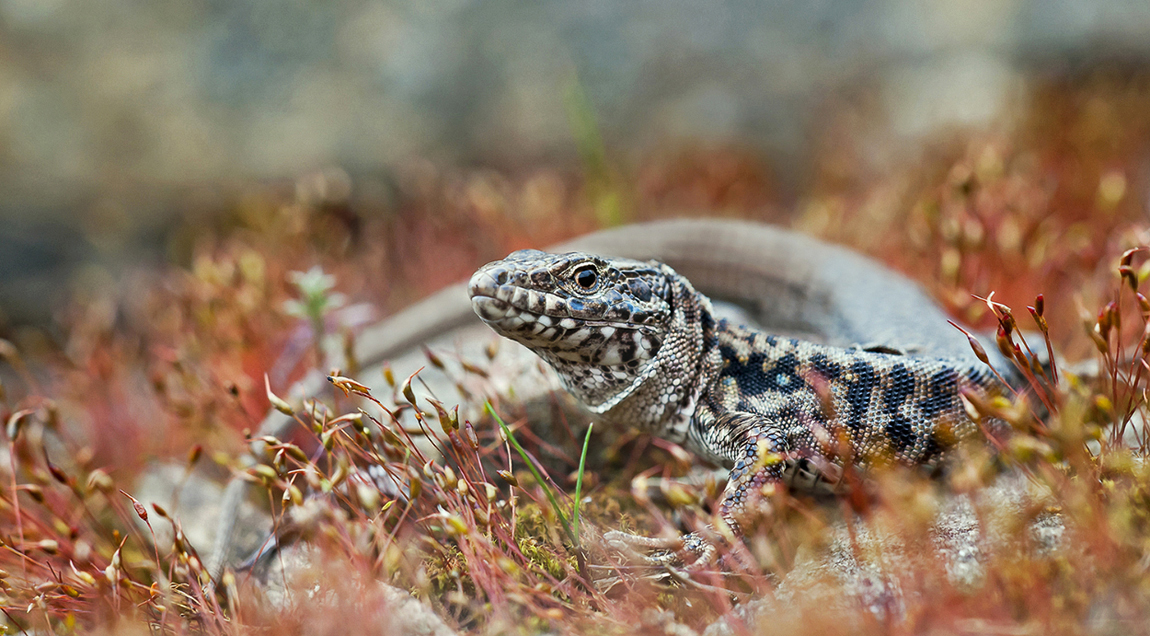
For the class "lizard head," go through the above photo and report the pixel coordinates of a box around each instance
[469,249,686,411]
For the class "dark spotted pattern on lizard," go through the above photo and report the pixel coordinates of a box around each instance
[469,249,1003,566]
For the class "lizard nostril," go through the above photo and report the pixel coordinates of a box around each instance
[495,270,509,286]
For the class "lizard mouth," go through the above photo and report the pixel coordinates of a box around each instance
[468,265,564,324]
[470,294,513,322]
[468,269,645,335]
[469,255,664,370]
[467,267,524,324]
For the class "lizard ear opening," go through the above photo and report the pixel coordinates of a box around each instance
[628,278,652,302]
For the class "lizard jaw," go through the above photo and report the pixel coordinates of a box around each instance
[470,294,512,323]
[467,265,553,337]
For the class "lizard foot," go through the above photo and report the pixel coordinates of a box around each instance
[602,530,718,571]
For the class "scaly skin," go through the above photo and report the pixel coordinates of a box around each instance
[469,249,1003,567]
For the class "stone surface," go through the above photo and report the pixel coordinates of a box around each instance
[132,462,271,566]
[704,470,1066,635]
[253,542,460,636]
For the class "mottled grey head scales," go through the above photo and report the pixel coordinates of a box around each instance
[469,250,718,431]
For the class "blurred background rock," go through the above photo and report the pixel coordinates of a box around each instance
[1,0,1149,325]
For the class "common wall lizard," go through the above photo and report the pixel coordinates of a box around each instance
[469,249,1006,566]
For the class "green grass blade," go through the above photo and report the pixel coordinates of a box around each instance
[572,422,593,541]
[485,402,577,546]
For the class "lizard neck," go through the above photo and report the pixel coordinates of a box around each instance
[596,268,723,442]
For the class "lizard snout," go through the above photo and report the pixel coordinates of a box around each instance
[468,263,509,293]
[468,265,513,322]
[468,262,511,297]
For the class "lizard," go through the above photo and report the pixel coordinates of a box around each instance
[207,219,1011,577]
[468,248,1009,567]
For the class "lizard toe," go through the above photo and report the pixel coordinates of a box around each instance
[602,529,718,571]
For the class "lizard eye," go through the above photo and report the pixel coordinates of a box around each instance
[573,265,598,290]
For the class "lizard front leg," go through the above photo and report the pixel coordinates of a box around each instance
[606,413,792,571]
